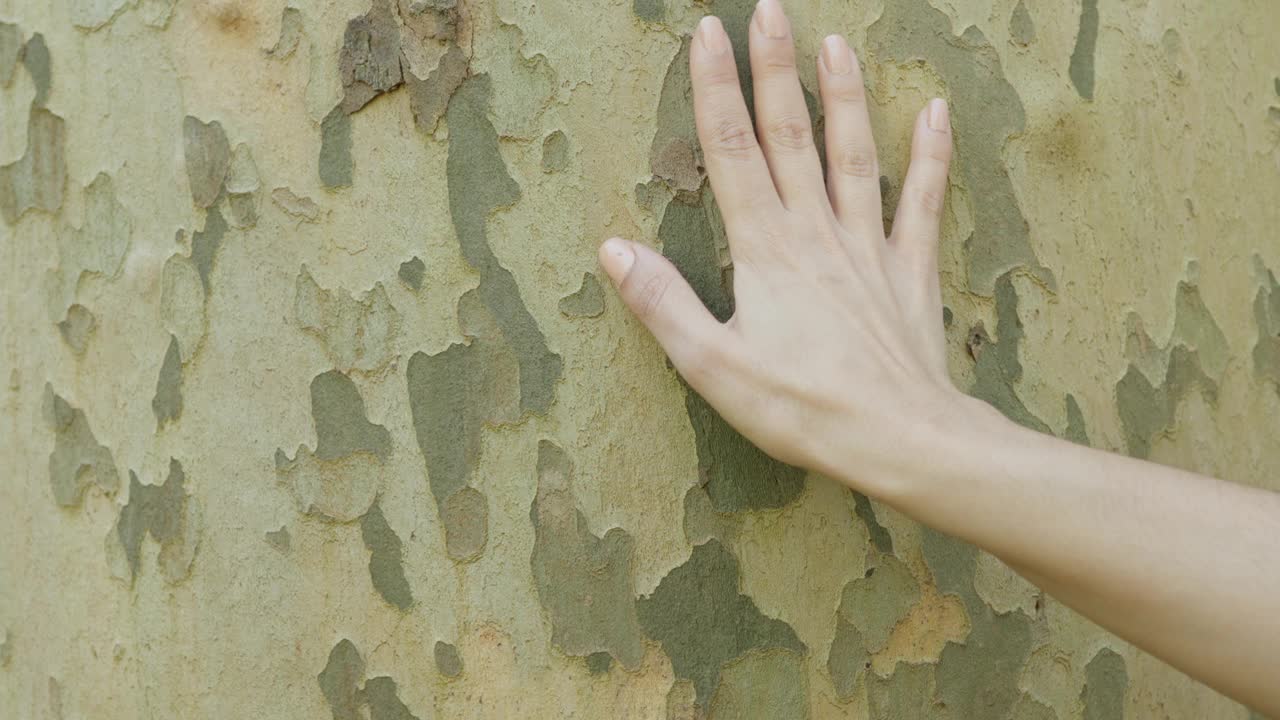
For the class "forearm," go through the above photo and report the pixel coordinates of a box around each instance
[875,395,1280,716]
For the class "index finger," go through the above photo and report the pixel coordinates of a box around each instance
[690,16,783,245]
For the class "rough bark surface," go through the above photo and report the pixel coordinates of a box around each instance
[2,1,1279,718]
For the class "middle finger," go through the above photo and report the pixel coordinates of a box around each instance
[748,0,828,211]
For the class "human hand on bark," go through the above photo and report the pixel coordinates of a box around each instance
[598,0,971,496]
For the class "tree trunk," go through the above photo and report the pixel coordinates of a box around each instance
[2,0,1278,718]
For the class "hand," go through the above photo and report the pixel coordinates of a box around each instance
[599,1,968,496]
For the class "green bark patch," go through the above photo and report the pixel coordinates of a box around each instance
[1251,259,1280,391]
[968,273,1051,433]
[445,73,562,414]
[226,144,260,228]
[1081,647,1128,720]
[318,639,420,720]
[922,526,1033,720]
[320,106,353,189]
[319,639,365,720]
[0,33,63,224]
[265,526,291,552]
[586,652,613,674]
[294,265,400,373]
[632,0,665,23]
[636,539,805,706]
[152,335,184,429]
[648,0,821,194]
[530,441,644,670]
[649,38,701,193]
[406,73,563,563]
[311,370,392,461]
[339,0,404,114]
[660,193,806,512]
[405,291,520,510]
[1064,393,1090,445]
[398,257,426,290]
[406,301,519,504]
[360,500,413,610]
[440,486,488,561]
[867,662,947,720]
[826,619,868,699]
[190,205,227,293]
[434,640,463,678]
[558,272,605,318]
[364,676,419,720]
[1009,0,1036,47]
[685,389,807,511]
[49,173,132,320]
[182,116,231,209]
[1069,0,1100,100]
[338,0,464,127]
[1116,274,1225,458]
[867,1,1050,295]
[853,491,894,554]
[43,385,119,507]
[1013,693,1059,720]
[22,33,50,107]
[838,557,920,653]
[0,23,20,86]
[0,108,66,224]
[708,649,809,720]
[267,7,303,59]
[57,304,95,356]
[541,130,571,173]
[405,43,469,134]
[1115,357,1211,459]
[828,557,920,698]
[275,370,390,521]
[114,458,198,583]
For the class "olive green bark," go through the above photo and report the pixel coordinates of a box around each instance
[3,1,1276,717]
[530,441,644,670]
[1070,0,1101,100]
[114,458,197,583]
[152,335,184,428]
[867,0,1049,294]
[43,385,119,508]
[1082,647,1129,720]
[434,641,463,678]
[636,540,805,706]
[360,501,413,610]
[558,272,606,319]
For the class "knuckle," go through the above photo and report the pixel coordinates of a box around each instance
[906,183,946,214]
[697,63,741,89]
[833,144,878,179]
[757,50,796,75]
[631,271,675,321]
[826,78,866,104]
[924,142,952,164]
[706,117,760,158]
[764,114,814,150]
[680,339,720,380]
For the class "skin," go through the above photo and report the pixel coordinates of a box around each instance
[596,1,1280,715]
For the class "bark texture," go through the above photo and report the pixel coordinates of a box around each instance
[2,0,1279,717]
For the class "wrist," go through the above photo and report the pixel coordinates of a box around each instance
[841,388,1017,510]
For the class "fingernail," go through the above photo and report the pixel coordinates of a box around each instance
[755,0,787,39]
[698,16,730,54]
[600,238,635,283]
[928,98,949,131]
[822,35,851,75]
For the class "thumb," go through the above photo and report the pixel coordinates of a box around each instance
[598,237,729,377]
